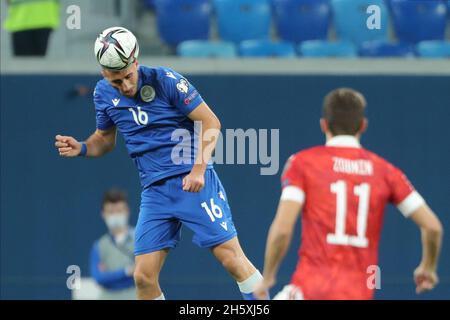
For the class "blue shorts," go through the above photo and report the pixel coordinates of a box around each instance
[134,169,238,256]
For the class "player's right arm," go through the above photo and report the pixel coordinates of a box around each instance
[254,155,305,299]
[56,84,118,158]
[254,199,303,299]
[409,204,443,294]
[55,126,117,157]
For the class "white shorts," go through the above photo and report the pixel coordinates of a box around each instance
[273,284,304,300]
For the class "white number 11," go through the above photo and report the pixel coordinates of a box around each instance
[327,180,370,248]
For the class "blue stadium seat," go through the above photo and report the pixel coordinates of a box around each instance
[299,41,357,57]
[214,0,271,43]
[142,0,155,9]
[359,41,415,57]
[272,0,331,43]
[177,40,237,58]
[154,0,211,46]
[390,0,447,43]
[416,41,450,58]
[239,40,296,57]
[331,0,389,45]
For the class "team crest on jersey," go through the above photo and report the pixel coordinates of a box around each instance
[140,85,155,102]
[112,98,120,106]
[176,78,189,94]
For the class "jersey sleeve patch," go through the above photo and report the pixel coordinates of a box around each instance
[159,68,204,116]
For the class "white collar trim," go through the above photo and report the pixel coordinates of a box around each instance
[326,135,361,148]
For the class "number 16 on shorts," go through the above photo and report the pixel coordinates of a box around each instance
[201,198,223,222]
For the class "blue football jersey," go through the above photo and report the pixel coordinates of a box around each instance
[93,65,212,187]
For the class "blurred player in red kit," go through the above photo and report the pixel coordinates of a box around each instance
[255,88,443,300]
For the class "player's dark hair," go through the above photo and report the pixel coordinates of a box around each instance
[102,188,128,208]
[322,88,367,136]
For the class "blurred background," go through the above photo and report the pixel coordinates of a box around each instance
[1,0,449,300]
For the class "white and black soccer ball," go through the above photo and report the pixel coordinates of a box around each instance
[94,27,139,70]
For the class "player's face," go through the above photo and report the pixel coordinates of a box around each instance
[103,62,139,98]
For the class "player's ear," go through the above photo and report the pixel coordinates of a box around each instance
[320,118,328,134]
[359,118,368,134]
[132,60,138,71]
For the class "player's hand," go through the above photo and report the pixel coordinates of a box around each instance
[414,264,439,294]
[55,135,82,157]
[253,278,274,300]
[182,168,205,192]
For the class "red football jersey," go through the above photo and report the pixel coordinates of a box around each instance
[280,136,425,300]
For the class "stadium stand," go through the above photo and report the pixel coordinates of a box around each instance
[331,0,389,45]
[299,40,358,57]
[389,0,447,44]
[272,0,331,43]
[416,40,450,58]
[214,0,271,43]
[359,41,415,57]
[154,0,211,47]
[239,40,296,57]
[177,40,237,58]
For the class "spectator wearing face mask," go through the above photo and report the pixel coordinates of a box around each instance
[89,189,136,299]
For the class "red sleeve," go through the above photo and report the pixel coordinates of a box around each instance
[386,163,415,205]
[281,154,305,191]
[386,162,425,217]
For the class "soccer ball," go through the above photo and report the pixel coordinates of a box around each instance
[94,27,139,71]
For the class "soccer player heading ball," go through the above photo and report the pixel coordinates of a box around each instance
[255,88,443,300]
[55,27,265,300]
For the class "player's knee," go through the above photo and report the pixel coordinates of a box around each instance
[133,269,158,290]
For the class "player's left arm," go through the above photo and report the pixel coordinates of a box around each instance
[389,164,443,294]
[409,204,443,294]
[254,199,303,299]
[182,102,221,192]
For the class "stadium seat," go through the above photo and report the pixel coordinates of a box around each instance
[142,0,155,9]
[416,41,450,58]
[299,40,357,57]
[359,41,415,57]
[389,0,447,43]
[272,0,331,43]
[214,0,271,43]
[331,0,389,45]
[154,0,211,47]
[177,40,237,58]
[239,40,296,57]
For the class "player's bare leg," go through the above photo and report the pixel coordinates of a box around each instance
[134,249,169,300]
[211,236,266,299]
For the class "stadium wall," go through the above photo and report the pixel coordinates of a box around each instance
[1,67,449,299]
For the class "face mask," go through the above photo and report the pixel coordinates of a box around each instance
[104,213,128,231]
